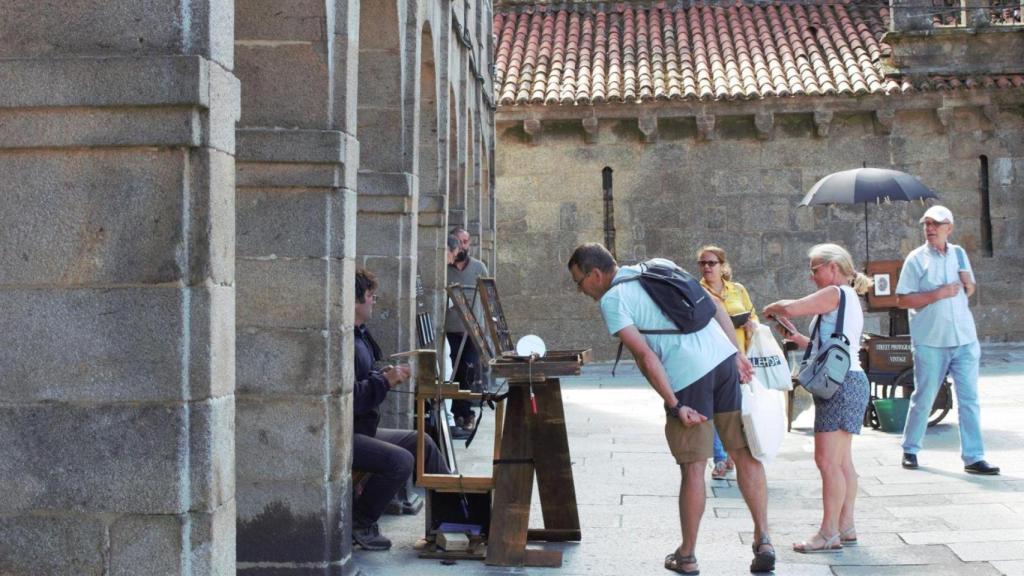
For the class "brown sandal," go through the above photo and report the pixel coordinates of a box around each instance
[750,535,776,572]
[664,550,699,575]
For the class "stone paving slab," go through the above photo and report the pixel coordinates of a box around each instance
[993,560,1024,575]
[950,541,1024,562]
[885,503,1024,530]
[939,490,1024,504]
[833,563,1003,575]
[356,343,1024,575]
[900,528,1024,545]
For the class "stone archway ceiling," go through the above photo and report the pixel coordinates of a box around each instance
[493,0,1024,106]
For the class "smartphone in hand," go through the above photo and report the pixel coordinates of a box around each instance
[771,316,798,337]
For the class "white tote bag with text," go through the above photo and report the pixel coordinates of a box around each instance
[747,324,793,391]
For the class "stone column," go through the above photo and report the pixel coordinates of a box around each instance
[466,117,484,254]
[234,1,359,573]
[481,142,497,272]
[447,97,467,233]
[963,0,992,27]
[0,2,238,574]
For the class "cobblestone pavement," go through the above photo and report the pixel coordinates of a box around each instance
[356,344,1024,575]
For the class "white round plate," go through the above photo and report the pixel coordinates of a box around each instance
[515,334,546,358]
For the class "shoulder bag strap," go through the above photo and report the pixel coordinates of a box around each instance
[833,286,847,339]
[801,314,822,363]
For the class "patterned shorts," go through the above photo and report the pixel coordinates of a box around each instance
[814,370,870,434]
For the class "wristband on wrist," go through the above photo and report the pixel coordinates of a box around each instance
[666,400,686,416]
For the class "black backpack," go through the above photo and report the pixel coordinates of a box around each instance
[609,259,718,375]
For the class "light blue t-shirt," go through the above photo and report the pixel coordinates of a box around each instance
[895,242,978,347]
[600,259,737,391]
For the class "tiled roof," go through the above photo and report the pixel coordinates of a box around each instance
[493,1,1024,106]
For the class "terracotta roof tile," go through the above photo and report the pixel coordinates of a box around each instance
[494,0,1023,106]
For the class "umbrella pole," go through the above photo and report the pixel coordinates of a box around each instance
[864,201,870,265]
[861,161,870,266]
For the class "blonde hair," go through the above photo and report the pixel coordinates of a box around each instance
[696,245,732,281]
[808,243,873,295]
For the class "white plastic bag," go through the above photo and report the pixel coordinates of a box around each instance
[747,324,793,391]
[741,376,786,463]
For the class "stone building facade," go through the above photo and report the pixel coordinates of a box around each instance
[1,1,494,574]
[493,0,1024,360]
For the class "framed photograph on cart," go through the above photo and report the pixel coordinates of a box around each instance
[873,273,891,296]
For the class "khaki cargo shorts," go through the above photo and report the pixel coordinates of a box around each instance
[663,355,748,464]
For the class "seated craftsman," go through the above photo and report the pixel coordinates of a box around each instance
[352,268,450,551]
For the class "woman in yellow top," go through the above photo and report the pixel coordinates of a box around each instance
[697,245,759,479]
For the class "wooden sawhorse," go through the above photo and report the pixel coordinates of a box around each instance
[485,351,589,567]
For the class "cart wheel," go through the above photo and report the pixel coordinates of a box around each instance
[884,369,952,427]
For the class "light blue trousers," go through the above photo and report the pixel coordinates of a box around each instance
[712,428,727,463]
[901,342,985,465]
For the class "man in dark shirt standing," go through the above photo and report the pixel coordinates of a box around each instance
[352,268,449,550]
[445,227,489,434]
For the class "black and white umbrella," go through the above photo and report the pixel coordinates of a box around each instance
[800,168,939,206]
[799,167,939,262]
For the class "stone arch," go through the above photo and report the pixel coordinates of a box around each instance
[358,0,404,173]
[418,21,440,203]
[447,85,465,231]
[466,107,482,251]
[416,18,449,350]
[356,0,420,437]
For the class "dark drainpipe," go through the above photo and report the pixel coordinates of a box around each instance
[602,167,616,259]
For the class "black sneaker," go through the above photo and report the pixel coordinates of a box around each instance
[965,460,1000,475]
[901,453,918,469]
[353,523,392,551]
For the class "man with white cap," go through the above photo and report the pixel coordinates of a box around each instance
[895,205,999,475]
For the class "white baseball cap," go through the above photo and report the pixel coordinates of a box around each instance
[920,205,954,224]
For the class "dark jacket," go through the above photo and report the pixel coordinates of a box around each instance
[354,324,389,436]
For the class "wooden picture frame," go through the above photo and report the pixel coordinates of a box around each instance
[477,277,515,356]
[445,282,494,365]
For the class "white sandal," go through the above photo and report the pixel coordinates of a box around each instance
[793,531,842,554]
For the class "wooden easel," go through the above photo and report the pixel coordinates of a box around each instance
[392,347,499,561]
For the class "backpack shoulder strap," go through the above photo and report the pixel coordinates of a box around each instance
[609,261,645,288]
[955,245,967,270]
[610,275,639,288]
[612,329,683,376]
